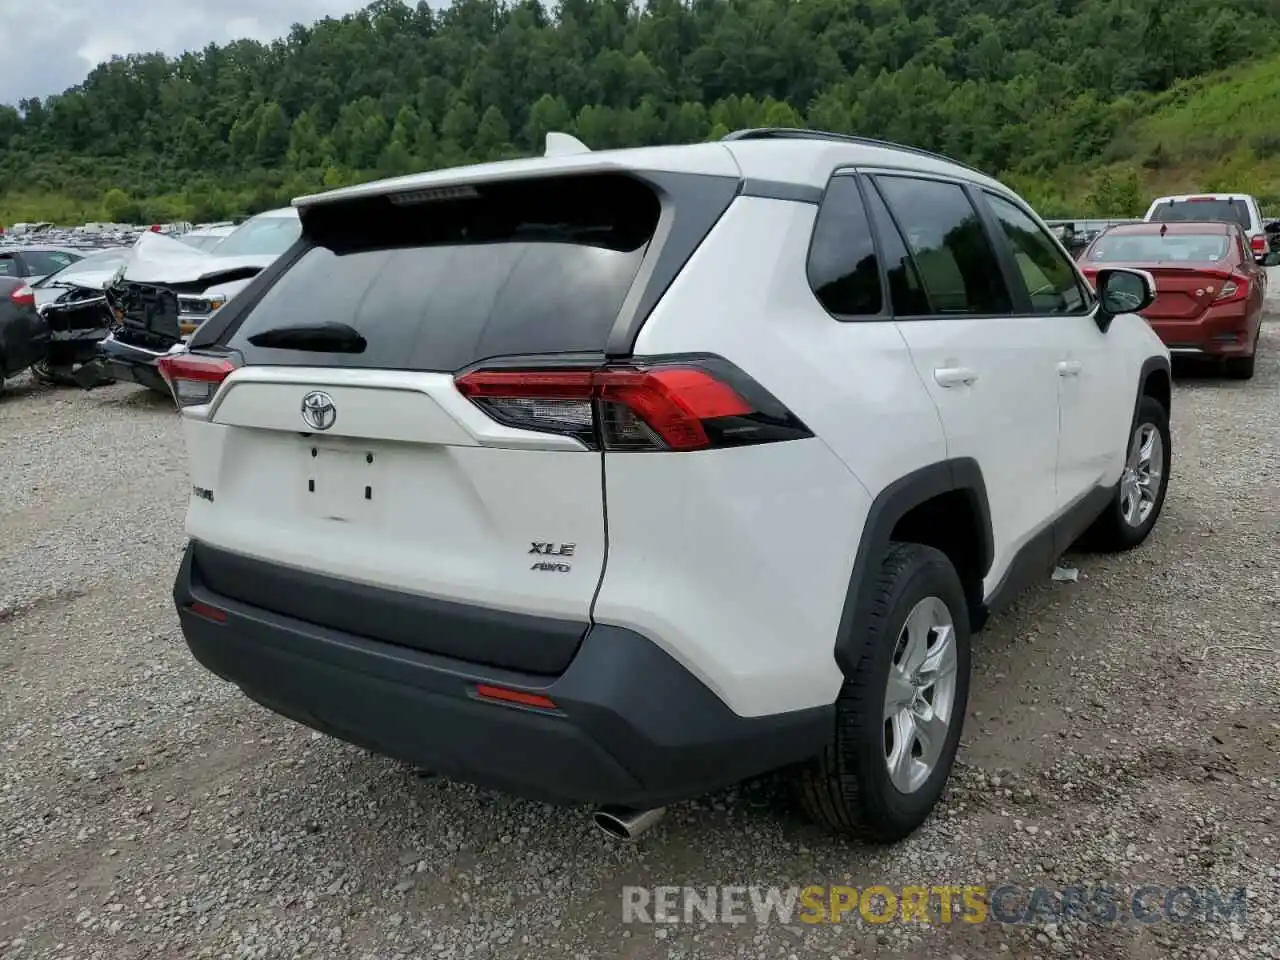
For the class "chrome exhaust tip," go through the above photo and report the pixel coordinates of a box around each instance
[592,806,666,842]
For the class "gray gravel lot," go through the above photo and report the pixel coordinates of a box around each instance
[1,323,1278,960]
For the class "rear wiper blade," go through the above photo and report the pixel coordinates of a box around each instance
[247,322,367,353]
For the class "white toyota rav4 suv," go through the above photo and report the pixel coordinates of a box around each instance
[162,129,1173,842]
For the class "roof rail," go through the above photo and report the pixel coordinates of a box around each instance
[721,128,990,178]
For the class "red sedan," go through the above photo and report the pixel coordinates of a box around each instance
[1079,220,1265,379]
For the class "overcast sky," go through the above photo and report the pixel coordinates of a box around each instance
[0,1,369,106]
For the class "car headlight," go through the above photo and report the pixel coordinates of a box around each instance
[177,294,228,318]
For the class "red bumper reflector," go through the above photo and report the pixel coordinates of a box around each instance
[187,601,227,623]
[474,684,557,710]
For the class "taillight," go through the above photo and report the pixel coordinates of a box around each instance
[454,357,812,452]
[1216,275,1248,301]
[9,284,34,308]
[157,352,238,407]
[1251,235,1267,254]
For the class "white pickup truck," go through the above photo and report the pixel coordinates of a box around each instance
[1143,193,1274,263]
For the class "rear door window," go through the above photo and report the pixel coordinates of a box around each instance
[226,174,661,371]
[874,175,1013,315]
[863,180,931,315]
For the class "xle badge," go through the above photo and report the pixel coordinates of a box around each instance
[530,541,574,573]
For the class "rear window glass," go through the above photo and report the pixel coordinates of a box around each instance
[1148,199,1251,229]
[215,215,301,258]
[23,250,81,276]
[228,174,661,372]
[1088,233,1231,263]
[34,249,128,285]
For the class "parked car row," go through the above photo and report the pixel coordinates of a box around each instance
[1068,192,1274,379]
[0,208,302,395]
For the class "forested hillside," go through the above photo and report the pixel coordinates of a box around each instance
[2,0,1279,224]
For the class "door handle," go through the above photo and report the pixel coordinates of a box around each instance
[1057,360,1083,377]
[934,366,978,387]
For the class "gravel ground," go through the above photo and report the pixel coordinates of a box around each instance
[1,322,1278,960]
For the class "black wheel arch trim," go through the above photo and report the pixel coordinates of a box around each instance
[834,458,993,679]
[1135,355,1172,424]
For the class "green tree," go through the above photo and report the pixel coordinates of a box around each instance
[101,187,134,222]
[287,110,323,169]
[255,101,291,162]
[379,106,421,175]
[439,101,479,150]
[1086,166,1143,217]
[524,93,573,151]
[474,105,511,159]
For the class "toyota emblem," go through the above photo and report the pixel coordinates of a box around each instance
[300,391,337,431]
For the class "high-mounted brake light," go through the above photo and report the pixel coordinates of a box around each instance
[454,358,812,452]
[157,353,238,408]
[8,284,34,308]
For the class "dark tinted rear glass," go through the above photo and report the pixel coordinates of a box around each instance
[806,176,882,317]
[228,174,660,371]
[1149,199,1251,229]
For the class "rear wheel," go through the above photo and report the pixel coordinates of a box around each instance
[1224,349,1256,380]
[797,542,970,842]
[1081,395,1171,551]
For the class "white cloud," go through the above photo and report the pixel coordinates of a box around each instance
[0,0,368,106]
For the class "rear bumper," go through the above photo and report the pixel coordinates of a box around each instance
[94,336,171,393]
[173,542,832,807]
[1147,304,1258,356]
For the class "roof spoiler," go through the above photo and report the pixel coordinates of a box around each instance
[544,132,591,157]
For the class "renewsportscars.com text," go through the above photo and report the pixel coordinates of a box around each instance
[621,884,1249,926]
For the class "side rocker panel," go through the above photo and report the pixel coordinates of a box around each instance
[834,458,993,678]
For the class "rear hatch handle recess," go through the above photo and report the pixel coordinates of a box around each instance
[246,322,367,353]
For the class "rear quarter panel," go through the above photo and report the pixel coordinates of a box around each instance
[592,196,947,718]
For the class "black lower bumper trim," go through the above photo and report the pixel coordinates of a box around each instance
[190,542,585,676]
[174,542,832,807]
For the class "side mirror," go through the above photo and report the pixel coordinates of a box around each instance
[1093,267,1156,333]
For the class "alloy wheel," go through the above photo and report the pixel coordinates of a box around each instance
[1119,422,1163,528]
[883,596,958,794]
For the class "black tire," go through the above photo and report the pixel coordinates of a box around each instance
[796,542,971,842]
[1081,394,1171,552]
[1224,351,1256,380]
[31,361,79,388]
